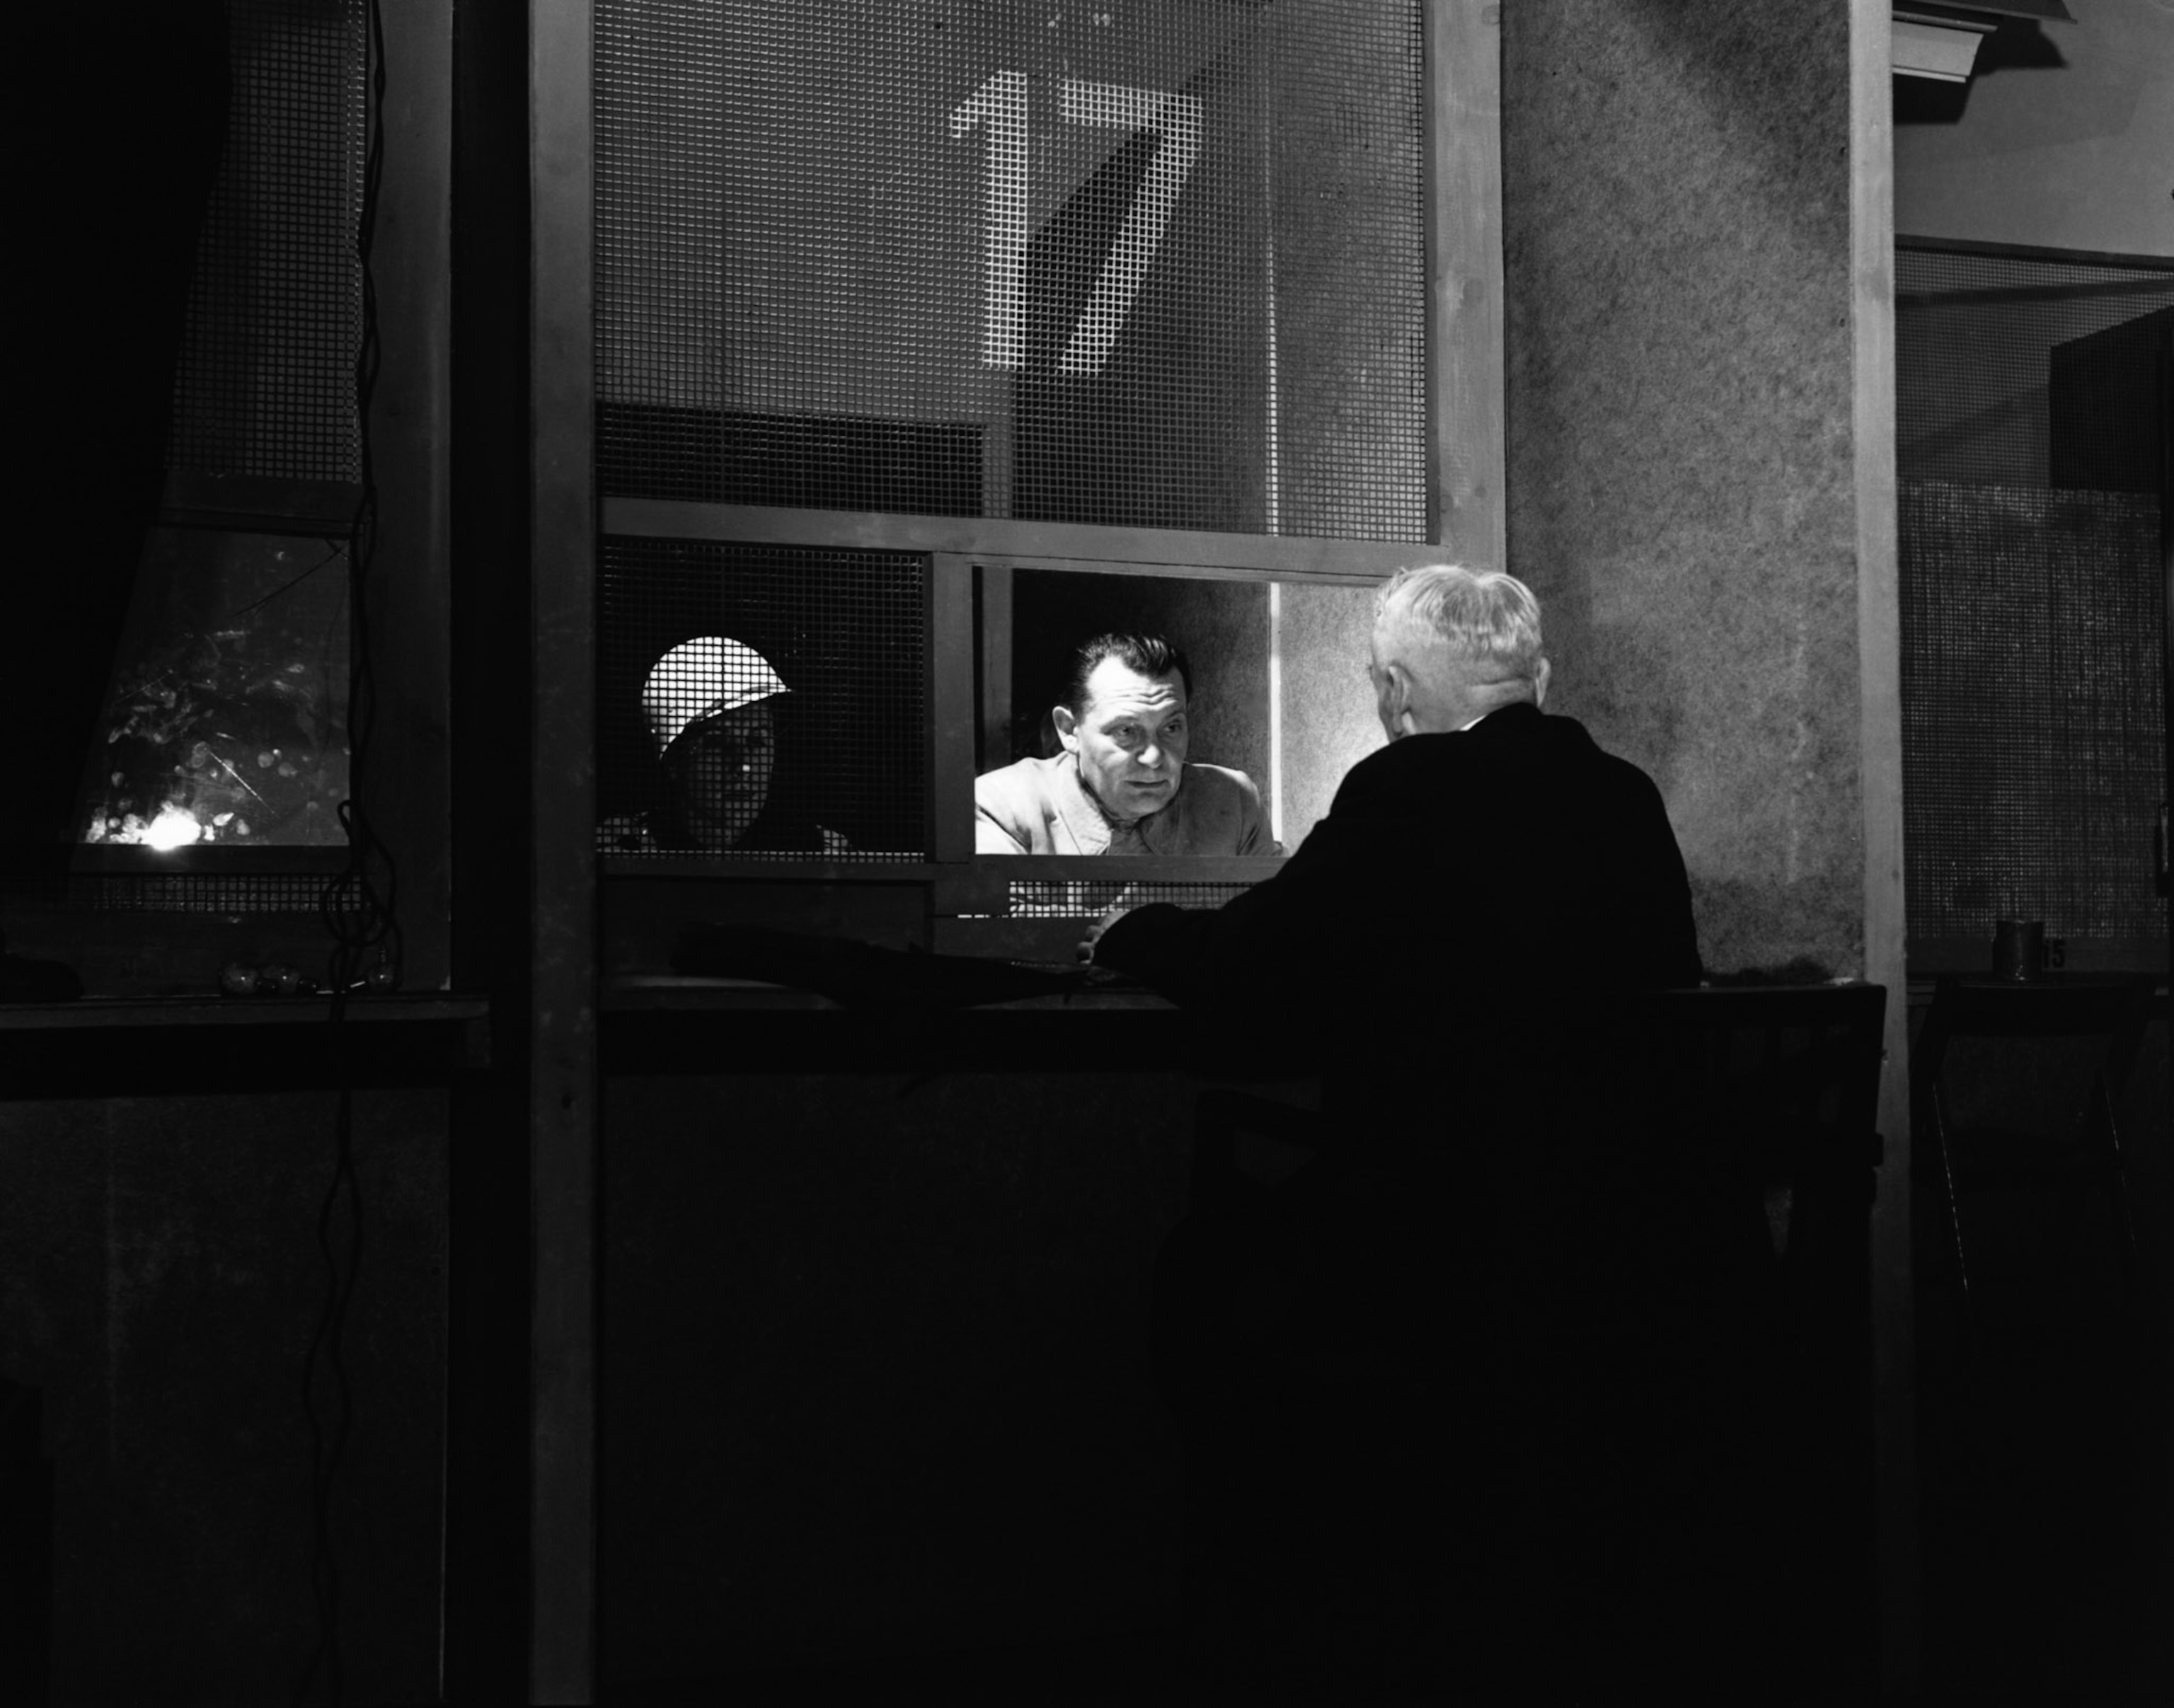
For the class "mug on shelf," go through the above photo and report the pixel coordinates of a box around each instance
[1991,918,2045,981]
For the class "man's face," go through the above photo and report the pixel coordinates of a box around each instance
[667,700,776,849]
[1057,658,1189,821]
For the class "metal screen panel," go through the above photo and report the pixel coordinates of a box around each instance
[0,872,357,915]
[598,540,927,859]
[168,0,365,482]
[596,0,1426,540]
[1004,877,1250,918]
[597,0,726,502]
[1895,246,2172,946]
[1896,248,2170,488]
[1900,483,2163,941]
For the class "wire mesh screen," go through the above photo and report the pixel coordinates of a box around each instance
[599,539,927,859]
[1895,245,2171,944]
[1900,483,2164,941]
[1897,248,2171,487]
[0,872,359,916]
[596,0,1426,540]
[1003,879,1250,919]
[168,0,365,481]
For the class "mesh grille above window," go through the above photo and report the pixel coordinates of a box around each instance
[595,0,1427,541]
[168,0,365,483]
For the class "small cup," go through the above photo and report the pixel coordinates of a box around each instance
[1991,918,2045,982]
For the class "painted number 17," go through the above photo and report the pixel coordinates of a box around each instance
[948,71,1202,376]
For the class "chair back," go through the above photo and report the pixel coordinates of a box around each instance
[1912,973,2156,1310]
[1184,983,1893,1697]
[1914,974,2153,1119]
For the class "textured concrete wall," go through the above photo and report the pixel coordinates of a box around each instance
[1279,582,1386,850]
[1502,0,1864,976]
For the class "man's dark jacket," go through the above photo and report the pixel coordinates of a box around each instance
[1093,700,1701,1007]
[1102,708,1776,1696]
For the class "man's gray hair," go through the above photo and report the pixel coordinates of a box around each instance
[1375,563,1546,682]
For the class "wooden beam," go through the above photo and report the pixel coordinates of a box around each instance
[530,0,598,1697]
[931,556,978,862]
[602,498,1424,582]
[975,563,1014,776]
[1852,1,1920,1696]
[445,0,538,1690]
[369,0,455,990]
[1427,0,1507,569]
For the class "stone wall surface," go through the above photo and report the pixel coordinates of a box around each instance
[1502,0,1865,975]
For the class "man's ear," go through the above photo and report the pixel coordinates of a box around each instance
[1052,705,1080,752]
[1383,662,1413,734]
[1532,657,1551,708]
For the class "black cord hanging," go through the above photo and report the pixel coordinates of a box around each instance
[296,4,391,1703]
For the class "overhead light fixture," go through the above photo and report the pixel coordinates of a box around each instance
[1892,1,2073,86]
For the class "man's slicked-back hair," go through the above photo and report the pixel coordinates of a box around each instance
[1375,563,1546,681]
[1060,632,1192,714]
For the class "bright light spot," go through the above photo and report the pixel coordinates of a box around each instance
[142,804,203,850]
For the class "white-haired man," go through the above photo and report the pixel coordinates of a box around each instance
[1086,570,1737,1697]
[1086,562,1699,999]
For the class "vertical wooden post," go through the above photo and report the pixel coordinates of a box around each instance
[1427,0,1506,570]
[530,0,598,1698]
[974,562,1015,777]
[370,0,454,990]
[447,0,544,1692]
[931,555,979,865]
[1851,1,1919,1695]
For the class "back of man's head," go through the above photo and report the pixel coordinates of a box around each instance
[1372,564,1549,734]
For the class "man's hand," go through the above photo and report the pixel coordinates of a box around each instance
[1076,888,1137,964]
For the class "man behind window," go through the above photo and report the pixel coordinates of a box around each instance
[600,635,847,855]
[974,632,1268,855]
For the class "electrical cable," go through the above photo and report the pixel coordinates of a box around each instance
[296,3,391,1703]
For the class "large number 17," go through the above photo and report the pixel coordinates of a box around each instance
[949,73,1202,376]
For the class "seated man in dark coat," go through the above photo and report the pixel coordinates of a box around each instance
[1086,568,1780,1701]
[1085,563,1699,1000]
